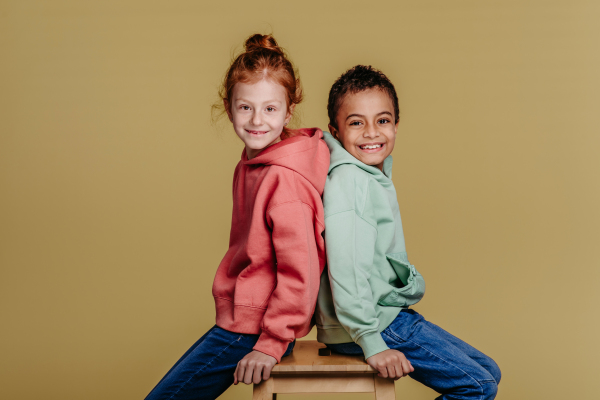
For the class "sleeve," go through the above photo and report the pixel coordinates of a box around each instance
[252,196,322,362]
[324,198,389,359]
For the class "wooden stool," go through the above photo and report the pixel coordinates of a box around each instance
[253,340,395,399]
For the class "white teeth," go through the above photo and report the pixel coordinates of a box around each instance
[361,144,382,149]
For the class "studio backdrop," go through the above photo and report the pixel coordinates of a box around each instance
[1,1,599,399]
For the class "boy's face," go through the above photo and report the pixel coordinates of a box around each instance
[329,89,398,171]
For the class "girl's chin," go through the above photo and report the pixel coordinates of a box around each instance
[244,136,281,153]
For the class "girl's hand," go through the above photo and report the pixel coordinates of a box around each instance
[366,349,414,380]
[234,350,277,385]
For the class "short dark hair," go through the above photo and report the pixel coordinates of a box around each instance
[327,65,399,129]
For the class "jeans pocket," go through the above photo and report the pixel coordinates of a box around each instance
[381,327,406,344]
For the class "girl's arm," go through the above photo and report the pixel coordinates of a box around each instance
[233,173,325,386]
[253,196,323,360]
[233,195,322,385]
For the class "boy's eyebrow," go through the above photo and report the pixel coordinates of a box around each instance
[345,111,393,121]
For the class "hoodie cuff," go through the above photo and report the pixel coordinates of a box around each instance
[253,331,292,363]
[356,331,389,360]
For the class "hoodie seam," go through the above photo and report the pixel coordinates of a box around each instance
[267,200,325,230]
[324,208,355,220]
[257,328,294,344]
[324,208,377,231]
[214,297,268,310]
[355,329,383,344]
[267,197,323,227]
[266,199,302,214]
[357,212,377,230]
[359,176,373,217]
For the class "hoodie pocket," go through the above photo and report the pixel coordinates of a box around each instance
[378,252,426,307]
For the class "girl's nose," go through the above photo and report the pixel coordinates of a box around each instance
[251,111,263,126]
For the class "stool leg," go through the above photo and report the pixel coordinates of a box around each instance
[374,376,395,400]
[253,378,276,400]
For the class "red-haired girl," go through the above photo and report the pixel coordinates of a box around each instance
[145,34,329,400]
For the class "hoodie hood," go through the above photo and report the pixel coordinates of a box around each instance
[323,131,393,184]
[244,128,330,194]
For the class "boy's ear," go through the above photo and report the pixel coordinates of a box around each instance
[328,124,339,139]
[223,99,233,122]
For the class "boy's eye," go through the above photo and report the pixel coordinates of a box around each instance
[378,119,390,124]
[349,121,363,126]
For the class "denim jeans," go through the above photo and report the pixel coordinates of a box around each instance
[327,310,501,400]
[145,325,295,400]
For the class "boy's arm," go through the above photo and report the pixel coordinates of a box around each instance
[325,209,389,359]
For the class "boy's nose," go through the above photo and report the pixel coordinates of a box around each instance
[363,125,380,138]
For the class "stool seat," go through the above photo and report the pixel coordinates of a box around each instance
[253,340,395,399]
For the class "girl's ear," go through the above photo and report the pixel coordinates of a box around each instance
[285,104,296,125]
[224,99,233,122]
[328,124,339,139]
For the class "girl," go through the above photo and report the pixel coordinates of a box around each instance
[146,34,330,400]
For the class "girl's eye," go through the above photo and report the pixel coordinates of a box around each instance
[349,121,363,126]
[378,119,390,124]
[266,107,275,112]
[240,105,251,111]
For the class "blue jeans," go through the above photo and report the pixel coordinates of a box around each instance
[146,326,295,400]
[327,310,501,400]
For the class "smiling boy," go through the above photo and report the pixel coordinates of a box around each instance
[315,65,501,399]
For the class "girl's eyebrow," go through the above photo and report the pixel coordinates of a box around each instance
[235,98,283,104]
[345,111,393,121]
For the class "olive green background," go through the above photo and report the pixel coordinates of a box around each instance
[1,1,599,399]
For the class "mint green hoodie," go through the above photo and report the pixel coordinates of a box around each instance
[315,132,426,359]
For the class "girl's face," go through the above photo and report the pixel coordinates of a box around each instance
[226,78,294,159]
[329,88,398,171]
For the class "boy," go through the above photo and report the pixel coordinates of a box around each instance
[315,65,501,399]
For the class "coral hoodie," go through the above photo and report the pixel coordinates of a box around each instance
[212,128,330,362]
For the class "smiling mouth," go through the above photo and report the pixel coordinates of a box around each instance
[359,143,384,150]
[246,130,269,135]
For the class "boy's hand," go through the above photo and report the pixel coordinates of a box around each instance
[233,350,277,385]
[366,349,414,380]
